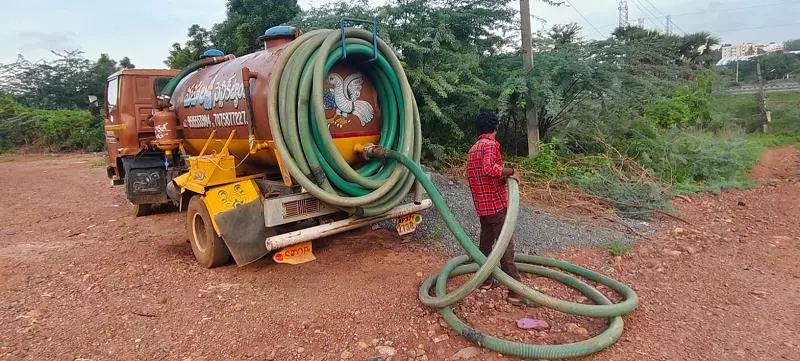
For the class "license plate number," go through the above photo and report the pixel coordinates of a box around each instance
[395,213,422,235]
[273,241,316,265]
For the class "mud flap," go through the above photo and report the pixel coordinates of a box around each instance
[214,199,274,266]
[121,156,167,205]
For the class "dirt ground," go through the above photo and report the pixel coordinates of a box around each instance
[1,147,798,361]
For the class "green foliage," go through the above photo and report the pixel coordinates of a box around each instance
[644,74,712,128]
[165,25,212,69]
[784,38,800,52]
[718,52,800,84]
[759,52,800,81]
[0,95,102,152]
[1,51,128,111]
[213,0,301,55]
[512,139,563,179]
[0,50,121,152]
[119,57,135,69]
[292,0,374,30]
[166,0,302,68]
[499,29,601,143]
[645,97,691,128]
[568,164,670,219]
[604,239,633,256]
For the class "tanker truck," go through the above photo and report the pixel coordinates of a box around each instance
[102,23,431,268]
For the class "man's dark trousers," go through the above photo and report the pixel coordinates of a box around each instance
[478,208,522,282]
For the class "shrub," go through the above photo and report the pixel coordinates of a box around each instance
[512,139,563,179]
[605,239,633,256]
[0,95,103,152]
[567,165,671,219]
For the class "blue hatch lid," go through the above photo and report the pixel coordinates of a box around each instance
[263,25,298,39]
[200,49,224,58]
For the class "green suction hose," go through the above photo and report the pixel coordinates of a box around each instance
[266,27,638,359]
[160,54,236,101]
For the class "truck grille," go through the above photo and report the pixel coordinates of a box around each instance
[283,198,321,219]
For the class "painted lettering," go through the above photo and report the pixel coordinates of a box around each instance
[184,114,212,128]
[183,111,247,129]
[182,75,246,110]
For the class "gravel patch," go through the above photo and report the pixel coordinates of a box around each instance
[394,169,635,256]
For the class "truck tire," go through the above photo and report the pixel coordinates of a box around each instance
[132,203,152,217]
[186,196,231,268]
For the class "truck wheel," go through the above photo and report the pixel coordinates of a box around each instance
[132,204,152,217]
[187,196,231,268]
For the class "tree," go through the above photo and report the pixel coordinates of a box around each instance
[759,52,800,80]
[165,25,211,69]
[499,25,601,145]
[0,52,127,110]
[0,50,92,109]
[292,0,373,30]
[677,31,720,67]
[211,0,301,55]
[785,38,800,51]
[87,54,119,106]
[119,57,135,69]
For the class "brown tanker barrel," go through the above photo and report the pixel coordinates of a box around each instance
[171,31,382,170]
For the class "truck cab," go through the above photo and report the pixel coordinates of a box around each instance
[103,69,179,215]
[103,69,178,182]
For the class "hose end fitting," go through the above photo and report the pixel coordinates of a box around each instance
[361,143,387,160]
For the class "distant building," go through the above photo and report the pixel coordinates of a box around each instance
[762,42,785,53]
[721,42,760,58]
[716,41,786,66]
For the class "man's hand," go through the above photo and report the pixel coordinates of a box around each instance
[502,167,520,182]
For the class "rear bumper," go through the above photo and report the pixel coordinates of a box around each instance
[264,199,433,252]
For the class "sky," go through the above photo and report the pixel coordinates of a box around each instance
[1,0,799,69]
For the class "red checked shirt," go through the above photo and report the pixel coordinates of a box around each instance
[466,133,507,217]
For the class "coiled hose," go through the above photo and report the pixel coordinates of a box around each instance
[266,28,639,359]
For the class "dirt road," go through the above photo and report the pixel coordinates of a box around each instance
[1,148,798,361]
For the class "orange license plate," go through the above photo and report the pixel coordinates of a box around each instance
[273,241,315,265]
[395,213,422,235]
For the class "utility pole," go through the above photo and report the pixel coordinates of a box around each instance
[520,0,538,155]
[756,60,770,132]
[618,0,629,28]
[666,15,671,35]
[735,60,739,83]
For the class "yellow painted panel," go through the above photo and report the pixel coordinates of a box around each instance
[331,135,380,164]
[202,179,262,234]
[104,124,127,131]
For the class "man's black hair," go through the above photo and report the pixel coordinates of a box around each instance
[476,111,498,135]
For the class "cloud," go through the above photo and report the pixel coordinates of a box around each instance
[15,31,80,55]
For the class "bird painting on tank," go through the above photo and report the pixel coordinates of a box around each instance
[323,72,375,128]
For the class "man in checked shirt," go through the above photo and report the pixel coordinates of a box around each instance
[466,111,532,306]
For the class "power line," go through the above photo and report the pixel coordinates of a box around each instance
[644,0,686,34]
[671,1,800,17]
[629,0,660,29]
[639,0,686,34]
[631,0,660,24]
[640,0,667,18]
[563,0,605,37]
